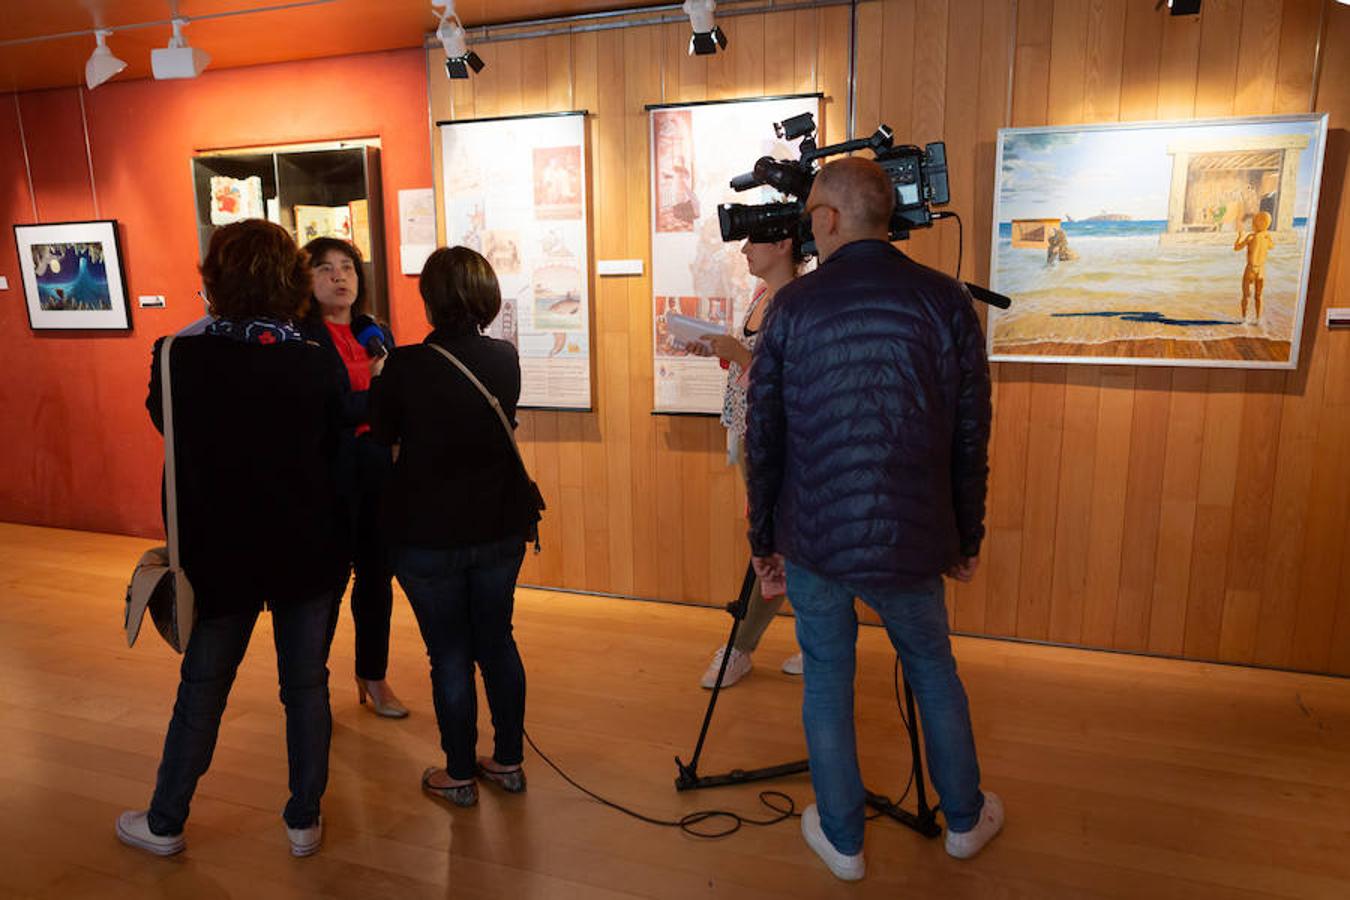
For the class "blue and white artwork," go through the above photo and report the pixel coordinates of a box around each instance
[987,114,1328,369]
[15,220,130,331]
[31,242,113,311]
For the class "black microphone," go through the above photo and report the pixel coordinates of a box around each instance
[351,314,388,357]
[963,282,1012,310]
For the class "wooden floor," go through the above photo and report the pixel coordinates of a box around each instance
[1,523,1348,899]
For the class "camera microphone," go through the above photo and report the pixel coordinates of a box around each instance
[351,314,388,358]
[963,282,1012,310]
[730,170,761,192]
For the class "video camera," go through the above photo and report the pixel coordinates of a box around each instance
[718,112,950,253]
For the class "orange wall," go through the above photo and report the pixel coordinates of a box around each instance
[0,48,430,538]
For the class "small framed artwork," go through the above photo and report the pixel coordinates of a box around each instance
[14,220,131,331]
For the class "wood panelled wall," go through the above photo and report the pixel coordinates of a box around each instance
[423,0,1350,675]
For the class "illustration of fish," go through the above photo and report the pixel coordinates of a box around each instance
[547,298,581,316]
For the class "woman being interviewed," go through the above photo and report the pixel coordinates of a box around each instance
[300,237,407,719]
[370,246,539,807]
[695,235,805,689]
[117,220,345,858]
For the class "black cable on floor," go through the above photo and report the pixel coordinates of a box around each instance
[520,657,921,838]
[523,728,796,839]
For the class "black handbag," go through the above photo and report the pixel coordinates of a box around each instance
[426,343,546,549]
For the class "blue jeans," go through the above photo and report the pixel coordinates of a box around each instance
[395,537,527,781]
[148,591,339,835]
[787,562,984,855]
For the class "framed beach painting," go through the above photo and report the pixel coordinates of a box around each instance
[14,220,131,331]
[987,114,1328,368]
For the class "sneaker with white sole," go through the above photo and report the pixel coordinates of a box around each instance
[286,816,323,857]
[945,792,1004,860]
[115,810,184,857]
[781,652,803,675]
[700,646,753,689]
[800,804,864,881]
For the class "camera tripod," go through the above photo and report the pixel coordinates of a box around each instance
[673,561,942,839]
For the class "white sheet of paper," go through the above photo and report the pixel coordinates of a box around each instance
[400,244,434,275]
[664,312,725,345]
[399,188,436,246]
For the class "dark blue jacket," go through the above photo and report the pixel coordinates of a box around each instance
[745,240,991,592]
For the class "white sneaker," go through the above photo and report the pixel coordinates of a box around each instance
[781,652,803,675]
[115,810,184,856]
[286,816,323,857]
[801,804,864,881]
[945,792,1004,860]
[700,647,753,689]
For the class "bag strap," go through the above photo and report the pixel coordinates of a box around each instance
[159,335,182,570]
[425,342,529,473]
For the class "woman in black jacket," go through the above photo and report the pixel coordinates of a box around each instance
[117,220,345,859]
[300,237,407,719]
[369,246,539,807]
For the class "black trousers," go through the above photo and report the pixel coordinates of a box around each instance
[344,434,395,681]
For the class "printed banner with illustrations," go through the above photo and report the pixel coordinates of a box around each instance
[440,112,592,408]
[648,95,820,413]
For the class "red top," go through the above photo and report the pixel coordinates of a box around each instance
[324,320,372,435]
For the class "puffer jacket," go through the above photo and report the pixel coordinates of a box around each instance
[745,239,991,592]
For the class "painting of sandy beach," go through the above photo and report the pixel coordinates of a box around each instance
[987,114,1328,368]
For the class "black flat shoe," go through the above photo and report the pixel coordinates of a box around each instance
[421,767,477,807]
[477,758,526,794]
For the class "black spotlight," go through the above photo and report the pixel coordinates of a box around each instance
[685,1,727,56]
[446,52,484,79]
[436,2,484,80]
[1167,0,1202,14]
[689,26,727,56]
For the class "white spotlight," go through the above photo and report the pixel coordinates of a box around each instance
[151,18,211,80]
[85,29,127,89]
[684,0,727,56]
[434,1,483,79]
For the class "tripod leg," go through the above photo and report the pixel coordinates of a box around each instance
[676,562,757,786]
[903,674,938,828]
[861,664,941,838]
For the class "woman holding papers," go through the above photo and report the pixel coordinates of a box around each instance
[695,235,805,689]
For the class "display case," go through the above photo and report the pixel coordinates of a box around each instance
[191,141,388,319]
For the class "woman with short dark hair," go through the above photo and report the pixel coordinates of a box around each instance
[369,245,540,807]
[299,237,407,720]
[116,220,345,858]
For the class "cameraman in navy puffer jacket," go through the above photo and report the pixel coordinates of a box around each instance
[745,158,1002,881]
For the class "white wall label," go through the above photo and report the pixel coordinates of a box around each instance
[597,259,644,276]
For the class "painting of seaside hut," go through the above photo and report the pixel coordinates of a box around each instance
[987,114,1327,369]
[1162,134,1310,242]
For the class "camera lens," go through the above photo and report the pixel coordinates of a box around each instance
[718,202,802,243]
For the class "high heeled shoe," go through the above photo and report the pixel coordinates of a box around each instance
[356,678,409,718]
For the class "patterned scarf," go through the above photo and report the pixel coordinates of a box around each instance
[204,317,302,345]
